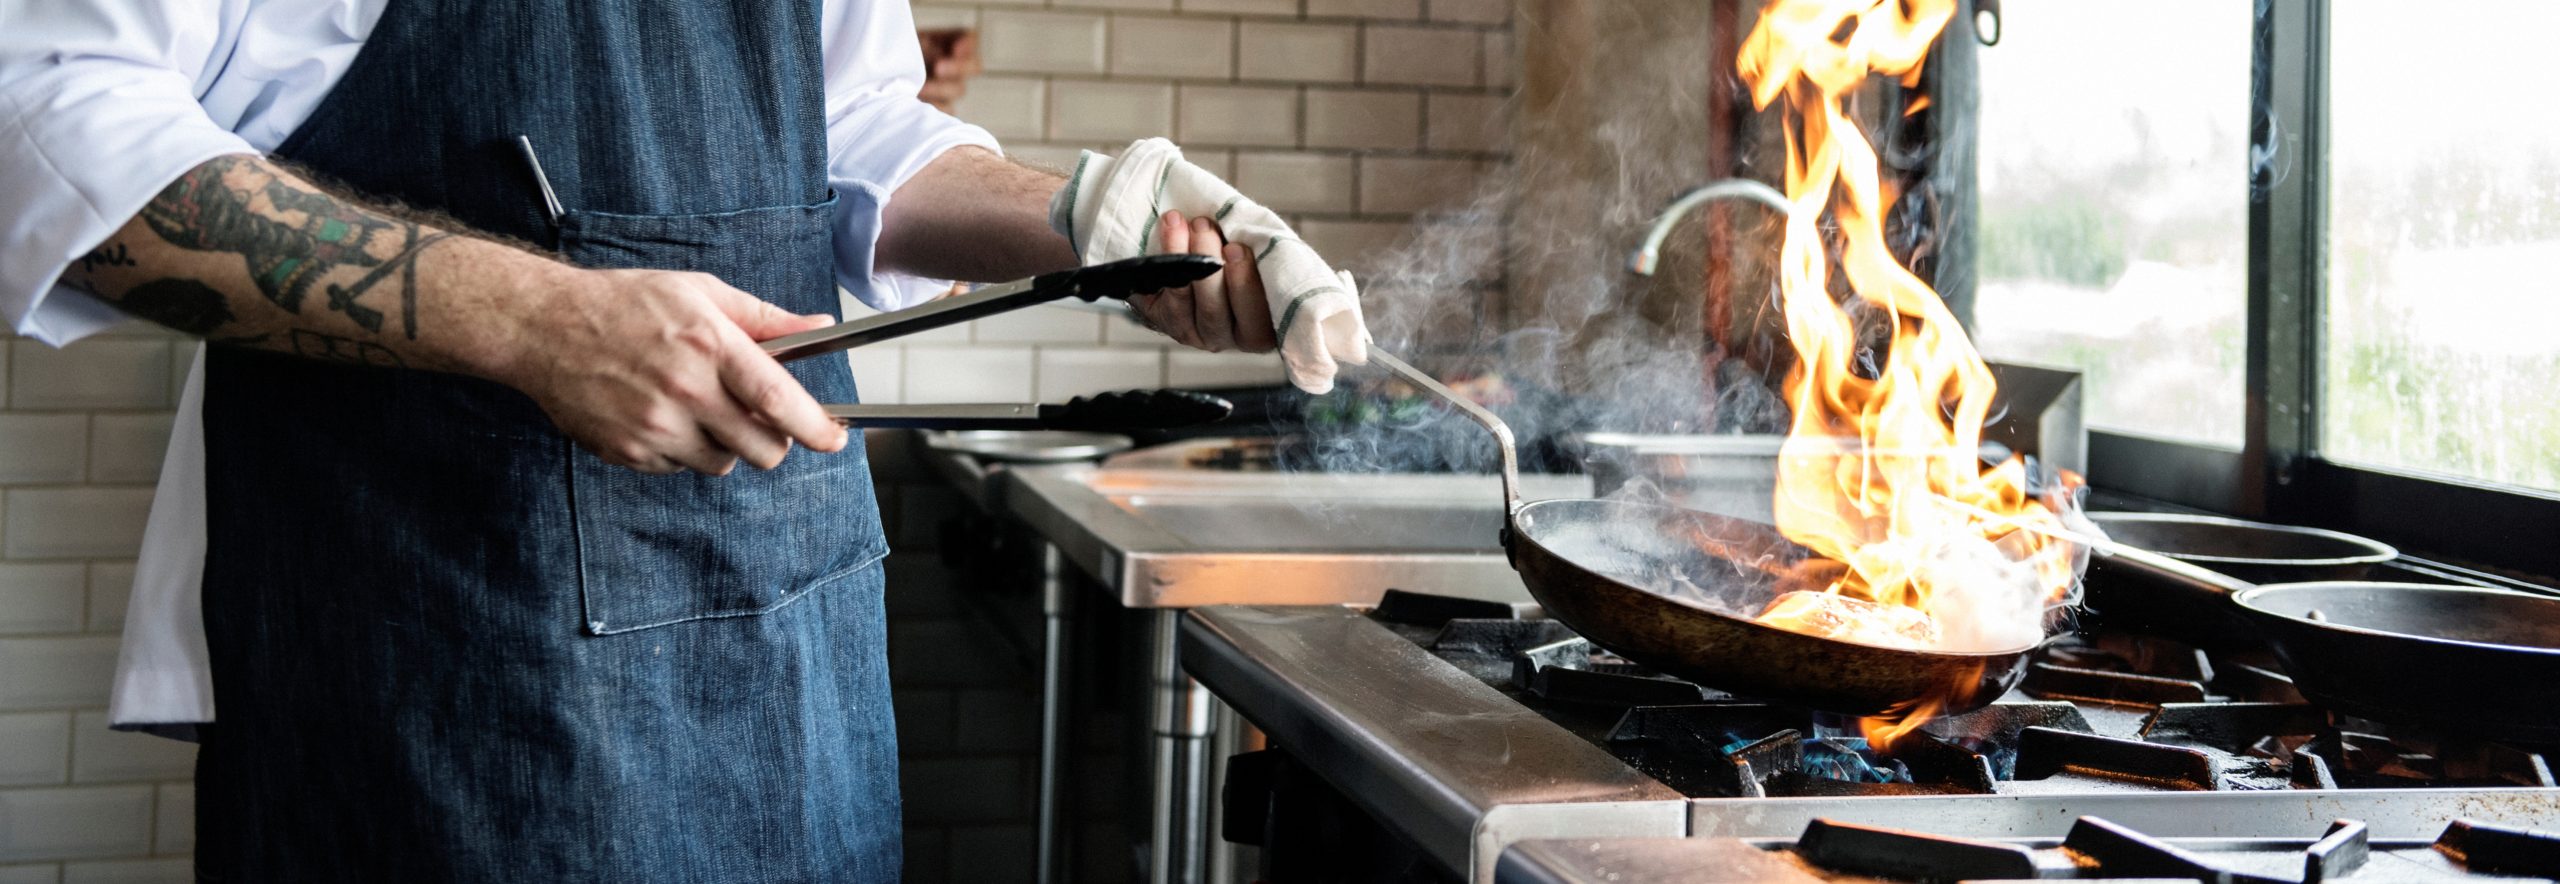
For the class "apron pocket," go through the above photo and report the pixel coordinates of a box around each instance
[555,195,889,635]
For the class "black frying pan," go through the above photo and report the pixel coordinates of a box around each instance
[2082,512,2396,647]
[2232,582,2560,742]
[1374,352,2038,719]
[2037,521,2560,741]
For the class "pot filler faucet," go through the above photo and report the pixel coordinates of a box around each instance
[1626,178,1793,276]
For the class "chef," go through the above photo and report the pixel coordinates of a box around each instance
[0,0,1367,879]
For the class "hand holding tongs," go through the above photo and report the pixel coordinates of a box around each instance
[762,255,1238,431]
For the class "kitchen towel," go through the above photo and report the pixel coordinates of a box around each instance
[1052,137,1370,394]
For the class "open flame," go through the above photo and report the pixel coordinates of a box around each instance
[1735,0,2094,745]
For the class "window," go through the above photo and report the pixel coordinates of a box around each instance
[1971,1,2251,447]
[2324,1,2560,493]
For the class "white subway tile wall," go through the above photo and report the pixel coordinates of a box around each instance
[1109,16,1236,78]
[60,858,191,884]
[1305,87,1422,149]
[0,566,85,636]
[0,786,154,863]
[0,714,69,787]
[0,417,85,486]
[66,715,192,786]
[951,76,1048,139]
[1175,85,1299,146]
[82,565,132,634]
[1362,23,1482,87]
[1234,150,1357,212]
[1237,22,1360,82]
[0,2,1511,878]
[1033,348,1165,401]
[1306,0,1417,20]
[981,10,1111,74]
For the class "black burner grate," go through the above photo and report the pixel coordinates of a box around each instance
[2437,820,2560,878]
[1793,815,2377,883]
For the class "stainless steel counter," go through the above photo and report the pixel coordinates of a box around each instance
[1181,605,1688,881]
[1004,466,1592,608]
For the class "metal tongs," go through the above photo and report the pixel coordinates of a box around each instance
[762,254,1237,431]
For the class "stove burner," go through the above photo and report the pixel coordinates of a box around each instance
[1604,704,1997,797]
[1511,638,1718,706]
[1426,619,1573,658]
[1370,588,1516,627]
[2066,816,2370,883]
[2437,820,2560,878]
[2141,701,2327,750]
[2024,661,2210,705]
[1794,818,2039,881]
[1922,699,2094,747]
[2305,727,2559,789]
[2014,726,2225,790]
[1417,618,1576,687]
[1794,816,2375,883]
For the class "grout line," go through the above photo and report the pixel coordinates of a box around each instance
[1351,20,1367,86]
[142,775,161,861]
[1228,12,1243,81]
[59,708,74,787]
[77,561,98,636]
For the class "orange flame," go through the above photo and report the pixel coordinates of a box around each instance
[1736,0,2085,746]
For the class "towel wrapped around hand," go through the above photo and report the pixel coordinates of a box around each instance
[1051,137,1370,394]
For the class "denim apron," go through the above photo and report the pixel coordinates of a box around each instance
[192,0,898,879]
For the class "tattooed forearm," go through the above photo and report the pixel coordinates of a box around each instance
[75,244,136,274]
[288,329,405,367]
[115,279,237,336]
[325,226,453,336]
[54,152,579,379]
[135,156,436,331]
[52,153,510,375]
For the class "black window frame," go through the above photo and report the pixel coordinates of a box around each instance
[2082,0,2560,580]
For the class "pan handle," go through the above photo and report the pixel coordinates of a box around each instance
[2092,542,2258,596]
[1370,349,1520,512]
[1939,497,2259,596]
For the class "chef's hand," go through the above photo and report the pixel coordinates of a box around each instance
[1132,210,1277,354]
[506,268,850,476]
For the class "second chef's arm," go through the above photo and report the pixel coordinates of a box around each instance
[876,145,1274,353]
[56,153,847,475]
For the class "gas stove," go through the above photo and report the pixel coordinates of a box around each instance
[1181,590,2560,883]
[1388,589,2556,800]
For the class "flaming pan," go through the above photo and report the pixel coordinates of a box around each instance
[1373,352,2035,719]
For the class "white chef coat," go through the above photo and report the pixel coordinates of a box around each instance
[0,0,997,733]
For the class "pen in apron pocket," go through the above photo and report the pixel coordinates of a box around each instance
[513,135,566,228]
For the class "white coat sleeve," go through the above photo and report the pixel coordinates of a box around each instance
[0,0,260,345]
[819,0,1004,312]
